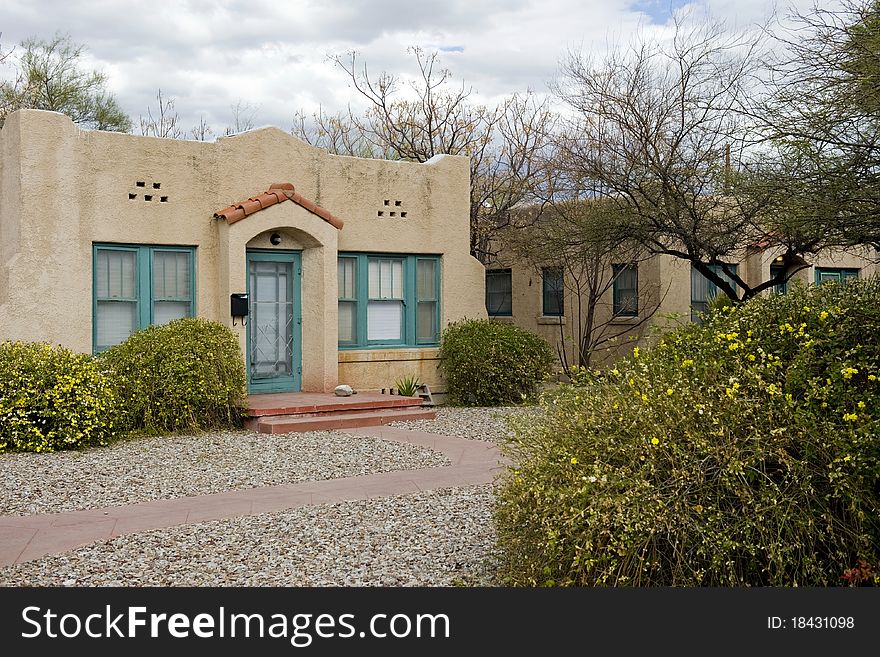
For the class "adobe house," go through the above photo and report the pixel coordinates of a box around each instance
[0,109,486,394]
[486,233,878,368]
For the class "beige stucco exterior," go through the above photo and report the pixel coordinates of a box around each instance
[491,246,878,369]
[0,109,486,393]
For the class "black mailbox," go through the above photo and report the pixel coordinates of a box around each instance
[231,293,249,317]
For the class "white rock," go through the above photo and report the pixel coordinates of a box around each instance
[334,384,354,397]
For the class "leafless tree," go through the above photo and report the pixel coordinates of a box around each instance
[292,48,556,263]
[554,15,830,301]
[139,88,182,139]
[224,99,259,135]
[190,114,213,141]
[505,198,664,368]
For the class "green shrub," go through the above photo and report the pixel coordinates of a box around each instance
[439,319,555,406]
[0,341,122,452]
[101,318,247,434]
[495,278,880,586]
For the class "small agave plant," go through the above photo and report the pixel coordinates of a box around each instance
[394,374,422,397]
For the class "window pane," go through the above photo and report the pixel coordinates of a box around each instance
[153,301,189,325]
[369,258,404,299]
[255,263,279,303]
[770,264,787,295]
[153,251,190,299]
[542,268,564,316]
[96,249,136,299]
[417,259,436,300]
[338,258,356,299]
[691,266,710,304]
[486,269,512,316]
[367,300,402,340]
[368,259,379,298]
[338,300,357,342]
[417,301,437,341]
[96,301,136,348]
[613,264,638,316]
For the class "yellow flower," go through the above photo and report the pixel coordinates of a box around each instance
[666,388,674,396]
[570,457,578,465]
[651,437,659,445]
[611,368,620,376]
[633,347,640,359]
[858,401,866,409]
[842,367,859,380]
[767,383,780,395]
[681,359,694,368]
[747,354,756,361]
[843,413,858,422]
[869,375,877,382]
[819,311,829,321]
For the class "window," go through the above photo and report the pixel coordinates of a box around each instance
[338,253,440,348]
[691,264,738,322]
[770,263,787,295]
[815,267,859,285]
[612,264,639,316]
[486,269,512,316]
[542,267,564,317]
[93,244,195,352]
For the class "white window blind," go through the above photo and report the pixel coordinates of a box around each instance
[96,302,137,348]
[367,300,402,340]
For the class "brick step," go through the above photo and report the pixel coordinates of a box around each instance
[247,396,424,419]
[249,407,436,434]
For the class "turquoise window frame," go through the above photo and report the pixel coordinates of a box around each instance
[485,268,512,317]
[815,267,859,285]
[541,267,564,317]
[770,264,788,295]
[612,263,639,317]
[338,253,442,349]
[691,263,738,322]
[92,243,196,353]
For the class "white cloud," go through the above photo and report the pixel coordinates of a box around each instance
[0,0,822,137]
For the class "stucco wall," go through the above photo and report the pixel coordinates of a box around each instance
[0,109,485,392]
[495,247,879,371]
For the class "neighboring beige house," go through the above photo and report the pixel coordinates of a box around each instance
[487,242,879,368]
[0,109,486,394]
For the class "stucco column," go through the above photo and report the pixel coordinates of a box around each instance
[219,204,339,392]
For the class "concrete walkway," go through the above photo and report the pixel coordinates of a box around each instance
[0,426,507,568]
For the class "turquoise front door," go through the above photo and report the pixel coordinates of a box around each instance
[246,250,302,393]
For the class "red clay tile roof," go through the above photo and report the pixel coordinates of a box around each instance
[213,182,343,229]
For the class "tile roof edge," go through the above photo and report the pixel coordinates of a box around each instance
[213,182,343,229]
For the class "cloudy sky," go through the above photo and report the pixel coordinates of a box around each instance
[1,0,816,138]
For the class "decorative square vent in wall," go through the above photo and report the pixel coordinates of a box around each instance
[129,181,169,202]
[377,199,407,218]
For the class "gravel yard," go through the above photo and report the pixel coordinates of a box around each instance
[0,485,497,586]
[389,406,534,443]
[0,407,525,586]
[0,430,450,516]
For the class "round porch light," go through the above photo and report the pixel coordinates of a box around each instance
[270,232,282,245]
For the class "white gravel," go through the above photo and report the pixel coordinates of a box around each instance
[0,485,497,586]
[0,430,450,516]
[0,407,530,586]
[389,406,536,443]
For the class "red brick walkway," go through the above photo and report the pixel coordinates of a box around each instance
[0,427,506,567]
